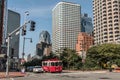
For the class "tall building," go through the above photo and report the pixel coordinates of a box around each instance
[36,31,51,56]
[0,0,7,54]
[93,0,120,45]
[0,0,7,71]
[7,10,20,59]
[39,31,51,44]
[81,13,93,35]
[52,2,81,52]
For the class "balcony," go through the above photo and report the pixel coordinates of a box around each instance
[113,1,118,4]
[108,20,112,23]
[108,6,112,9]
[114,23,119,26]
[103,7,106,10]
[104,32,107,35]
[108,13,112,16]
[114,12,118,15]
[109,32,113,34]
[108,9,112,12]
[107,2,111,5]
[113,4,118,7]
[109,35,113,38]
[115,31,119,33]
[109,28,113,30]
[114,19,118,22]
[113,8,118,11]
[108,17,112,19]
[114,27,119,30]
[114,16,118,18]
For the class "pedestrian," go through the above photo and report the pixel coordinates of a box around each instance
[21,67,25,74]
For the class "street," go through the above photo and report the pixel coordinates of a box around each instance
[11,71,120,80]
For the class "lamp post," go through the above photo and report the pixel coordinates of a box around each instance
[22,37,32,59]
[22,11,30,59]
[81,40,86,71]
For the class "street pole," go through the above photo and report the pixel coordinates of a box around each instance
[22,37,32,59]
[6,34,10,77]
[22,11,29,59]
[82,40,86,71]
[22,37,25,59]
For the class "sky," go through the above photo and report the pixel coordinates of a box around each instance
[7,0,93,59]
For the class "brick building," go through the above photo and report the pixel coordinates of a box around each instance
[76,32,94,56]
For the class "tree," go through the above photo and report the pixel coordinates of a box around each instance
[86,43,120,69]
[23,59,42,67]
[58,48,82,70]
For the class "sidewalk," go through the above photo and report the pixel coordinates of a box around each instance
[0,72,26,79]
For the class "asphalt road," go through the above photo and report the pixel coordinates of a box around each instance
[8,71,120,80]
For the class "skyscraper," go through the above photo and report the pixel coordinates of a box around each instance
[81,13,93,35]
[7,10,20,58]
[52,2,81,52]
[36,31,51,56]
[0,0,7,54]
[39,31,51,44]
[93,0,120,45]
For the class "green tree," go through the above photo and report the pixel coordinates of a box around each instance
[58,48,82,70]
[23,59,42,67]
[86,43,120,69]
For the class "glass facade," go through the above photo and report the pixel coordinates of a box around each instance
[81,14,93,35]
[39,30,51,44]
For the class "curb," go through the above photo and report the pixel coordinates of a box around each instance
[0,72,26,79]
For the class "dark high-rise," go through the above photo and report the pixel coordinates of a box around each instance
[36,31,51,56]
[81,13,93,35]
[0,0,6,53]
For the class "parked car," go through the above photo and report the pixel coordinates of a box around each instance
[27,66,34,72]
[33,66,43,73]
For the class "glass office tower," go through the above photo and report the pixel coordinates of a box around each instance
[81,13,93,35]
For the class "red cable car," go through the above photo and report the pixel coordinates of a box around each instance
[42,59,62,73]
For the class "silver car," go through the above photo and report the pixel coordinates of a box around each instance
[33,66,43,73]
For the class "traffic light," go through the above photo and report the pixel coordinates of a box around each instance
[30,21,36,31]
[22,25,26,36]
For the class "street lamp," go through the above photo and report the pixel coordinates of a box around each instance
[81,40,86,71]
[24,11,29,23]
[22,37,32,59]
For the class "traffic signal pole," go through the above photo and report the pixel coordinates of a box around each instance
[6,21,30,77]
[6,34,10,77]
[22,37,25,59]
